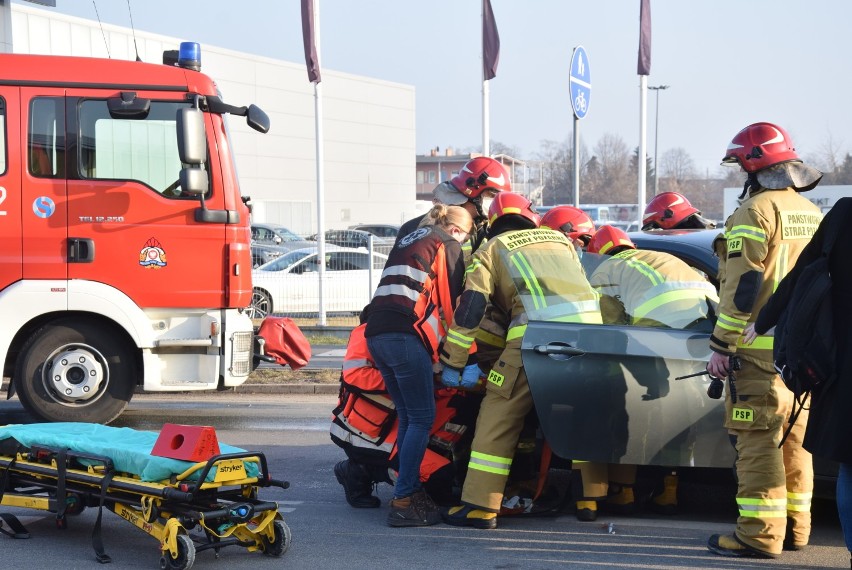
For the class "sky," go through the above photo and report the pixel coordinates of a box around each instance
[23,0,852,178]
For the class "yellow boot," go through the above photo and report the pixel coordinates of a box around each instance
[651,472,678,515]
[575,500,598,522]
[604,484,635,515]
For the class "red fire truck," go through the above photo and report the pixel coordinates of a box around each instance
[0,43,270,424]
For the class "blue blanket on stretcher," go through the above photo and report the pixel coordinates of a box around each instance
[0,423,260,483]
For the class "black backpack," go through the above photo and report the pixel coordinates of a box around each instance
[773,207,841,403]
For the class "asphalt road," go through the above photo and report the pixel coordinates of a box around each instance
[0,392,848,569]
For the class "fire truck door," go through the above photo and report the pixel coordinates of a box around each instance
[0,88,22,291]
[65,96,228,309]
[21,90,68,283]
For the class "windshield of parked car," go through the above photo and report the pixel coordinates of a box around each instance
[256,250,313,272]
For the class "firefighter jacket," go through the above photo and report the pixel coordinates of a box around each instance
[366,225,465,360]
[710,186,822,369]
[589,249,719,328]
[440,228,602,374]
[330,324,473,480]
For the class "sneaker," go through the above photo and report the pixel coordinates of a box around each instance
[575,500,598,522]
[387,496,438,527]
[334,460,380,509]
[442,505,497,529]
[411,490,441,525]
[707,534,778,559]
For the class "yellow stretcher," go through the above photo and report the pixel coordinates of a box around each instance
[0,428,291,569]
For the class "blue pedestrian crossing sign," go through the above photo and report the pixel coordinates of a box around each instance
[570,46,591,120]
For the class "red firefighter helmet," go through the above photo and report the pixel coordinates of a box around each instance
[450,156,512,198]
[487,192,540,227]
[587,225,635,255]
[721,122,800,173]
[540,206,596,242]
[642,192,700,230]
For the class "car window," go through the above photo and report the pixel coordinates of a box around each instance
[586,250,718,330]
[258,250,311,272]
[328,252,370,271]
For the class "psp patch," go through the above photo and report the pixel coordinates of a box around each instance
[487,370,505,387]
[731,407,753,422]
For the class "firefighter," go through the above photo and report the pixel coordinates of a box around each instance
[365,203,474,527]
[706,122,822,558]
[439,193,602,529]
[570,225,719,521]
[331,322,480,509]
[641,191,717,230]
[397,156,511,261]
[540,205,597,249]
[640,191,716,514]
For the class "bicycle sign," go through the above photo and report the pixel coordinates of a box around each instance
[570,45,591,120]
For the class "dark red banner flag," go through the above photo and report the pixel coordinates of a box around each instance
[483,0,500,80]
[637,0,651,76]
[301,0,322,83]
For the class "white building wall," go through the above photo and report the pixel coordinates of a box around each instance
[8,3,416,235]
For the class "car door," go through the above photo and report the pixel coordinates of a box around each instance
[521,250,734,469]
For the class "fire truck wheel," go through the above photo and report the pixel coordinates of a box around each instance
[14,318,137,424]
[249,288,272,319]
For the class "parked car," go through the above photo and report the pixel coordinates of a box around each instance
[309,229,394,254]
[521,228,837,496]
[248,245,387,319]
[251,223,315,267]
[349,223,400,239]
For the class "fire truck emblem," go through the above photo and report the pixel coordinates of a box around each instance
[139,237,167,268]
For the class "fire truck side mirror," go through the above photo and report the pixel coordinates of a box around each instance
[246,104,270,134]
[179,167,209,196]
[176,107,206,166]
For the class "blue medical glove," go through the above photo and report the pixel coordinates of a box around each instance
[441,367,462,388]
[460,364,482,389]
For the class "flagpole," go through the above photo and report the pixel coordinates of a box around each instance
[312,0,327,326]
[638,75,647,220]
[481,0,490,156]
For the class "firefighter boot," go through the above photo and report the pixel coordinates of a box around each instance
[651,472,678,515]
[575,500,598,522]
[334,460,380,509]
[604,483,635,515]
[783,517,808,551]
[707,534,778,559]
[442,505,497,529]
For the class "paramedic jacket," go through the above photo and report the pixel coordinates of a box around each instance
[366,224,466,359]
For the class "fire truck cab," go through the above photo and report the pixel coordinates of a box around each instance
[0,43,269,424]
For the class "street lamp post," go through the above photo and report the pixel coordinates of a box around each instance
[648,85,669,196]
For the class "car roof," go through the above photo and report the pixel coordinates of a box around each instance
[629,228,720,280]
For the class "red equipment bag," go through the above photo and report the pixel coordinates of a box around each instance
[257,317,312,370]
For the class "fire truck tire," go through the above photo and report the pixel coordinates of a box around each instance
[14,318,137,424]
[250,288,272,319]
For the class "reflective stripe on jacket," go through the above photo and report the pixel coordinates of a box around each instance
[367,225,464,359]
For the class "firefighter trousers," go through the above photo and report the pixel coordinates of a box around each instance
[461,367,533,512]
[725,359,813,555]
[574,462,637,500]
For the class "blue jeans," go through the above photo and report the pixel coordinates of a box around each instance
[366,333,435,499]
[838,463,852,553]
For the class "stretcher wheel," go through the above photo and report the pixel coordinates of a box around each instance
[159,534,195,570]
[262,519,291,557]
